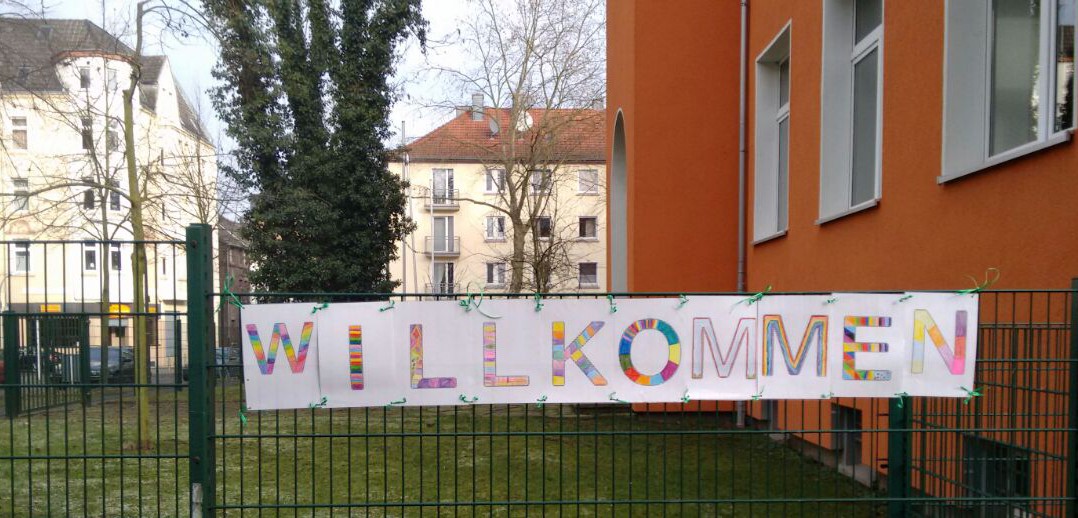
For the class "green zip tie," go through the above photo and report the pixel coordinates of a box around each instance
[897,294,914,303]
[385,397,406,407]
[739,285,773,306]
[825,297,838,305]
[308,396,328,409]
[956,268,1000,296]
[379,300,395,312]
[681,390,690,404]
[676,295,689,309]
[311,302,329,314]
[607,295,618,314]
[534,292,544,312]
[608,392,628,404]
[894,392,909,408]
[458,394,479,404]
[536,395,548,408]
[960,386,982,404]
[238,403,248,426]
[750,388,764,401]
[216,274,244,313]
[821,391,834,399]
[459,285,501,319]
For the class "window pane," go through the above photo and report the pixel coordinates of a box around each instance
[851,48,879,206]
[990,0,1042,155]
[1056,0,1075,132]
[85,250,97,270]
[777,117,790,230]
[855,0,883,44]
[779,59,791,107]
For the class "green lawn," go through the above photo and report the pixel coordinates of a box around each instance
[1,383,882,517]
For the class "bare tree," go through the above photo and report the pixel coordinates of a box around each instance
[424,0,605,292]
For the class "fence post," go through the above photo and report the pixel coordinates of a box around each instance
[3,310,19,418]
[187,224,216,517]
[887,397,911,517]
[1067,278,1078,518]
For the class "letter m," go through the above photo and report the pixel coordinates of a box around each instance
[245,322,314,375]
[692,318,756,379]
[762,315,828,376]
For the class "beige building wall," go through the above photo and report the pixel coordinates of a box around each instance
[390,160,607,294]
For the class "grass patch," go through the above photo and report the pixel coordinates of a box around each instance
[1,383,883,517]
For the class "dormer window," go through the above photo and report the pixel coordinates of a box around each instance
[79,67,91,89]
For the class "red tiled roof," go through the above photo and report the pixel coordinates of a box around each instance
[405,107,605,164]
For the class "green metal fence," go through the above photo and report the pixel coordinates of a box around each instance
[2,225,1077,517]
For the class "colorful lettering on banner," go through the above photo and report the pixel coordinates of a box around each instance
[552,321,607,386]
[483,323,529,387]
[911,310,968,375]
[842,316,891,381]
[692,317,756,379]
[762,315,828,376]
[618,319,681,386]
[349,325,363,390]
[246,322,313,375]
[409,325,457,389]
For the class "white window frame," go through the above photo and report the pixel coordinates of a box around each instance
[83,243,98,272]
[535,216,552,240]
[577,169,599,194]
[529,170,552,195]
[941,0,1076,182]
[12,178,29,212]
[110,243,122,271]
[754,23,792,243]
[12,242,29,273]
[81,116,93,150]
[485,262,506,287]
[79,66,91,89]
[577,216,598,240]
[818,0,884,224]
[106,67,118,91]
[10,116,28,150]
[484,169,505,194]
[485,215,506,241]
[578,262,599,288]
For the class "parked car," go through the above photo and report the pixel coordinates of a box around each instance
[182,347,242,381]
[89,347,135,383]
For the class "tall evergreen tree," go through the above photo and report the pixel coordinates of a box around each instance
[205,0,424,293]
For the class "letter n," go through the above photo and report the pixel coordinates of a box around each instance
[911,310,968,375]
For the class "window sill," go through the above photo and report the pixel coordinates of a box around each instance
[485,283,505,289]
[752,230,787,245]
[815,199,879,225]
[578,283,600,289]
[938,131,1072,184]
[485,238,507,243]
[576,237,599,242]
[577,191,600,196]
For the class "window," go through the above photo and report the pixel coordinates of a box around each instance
[943,0,1075,180]
[79,67,91,89]
[485,215,506,240]
[82,177,95,209]
[964,436,1031,516]
[577,169,599,194]
[108,180,120,211]
[107,119,122,151]
[81,117,93,150]
[10,117,27,149]
[110,243,121,271]
[578,216,597,239]
[485,169,505,193]
[535,216,552,239]
[161,256,168,275]
[13,242,29,273]
[17,66,30,83]
[106,68,118,91]
[431,262,454,293]
[431,168,454,203]
[485,262,506,287]
[12,179,28,211]
[754,25,791,241]
[83,243,97,271]
[819,0,883,222]
[529,170,552,195]
[578,262,598,288]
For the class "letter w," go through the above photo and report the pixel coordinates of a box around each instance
[762,315,828,376]
[245,322,314,375]
[692,318,756,379]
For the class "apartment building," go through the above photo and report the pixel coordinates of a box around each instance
[390,100,606,294]
[608,0,1075,511]
[0,18,218,366]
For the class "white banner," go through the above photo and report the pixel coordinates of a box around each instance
[239,293,978,410]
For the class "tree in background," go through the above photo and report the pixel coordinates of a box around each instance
[427,0,605,292]
[206,0,424,294]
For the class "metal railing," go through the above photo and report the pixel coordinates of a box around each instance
[424,282,459,294]
[424,235,461,255]
[422,188,460,209]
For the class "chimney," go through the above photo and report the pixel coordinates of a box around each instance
[471,93,484,121]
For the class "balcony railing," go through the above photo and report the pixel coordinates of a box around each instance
[424,236,461,256]
[422,189,460,210]
[425,282,459,294]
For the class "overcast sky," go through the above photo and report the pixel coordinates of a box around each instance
[42,0,471,149]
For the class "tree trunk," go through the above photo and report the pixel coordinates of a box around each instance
[508,218,528,292]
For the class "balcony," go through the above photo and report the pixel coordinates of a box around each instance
[424,236,461,257]
[425,282,459,295]
[421,189,460,211]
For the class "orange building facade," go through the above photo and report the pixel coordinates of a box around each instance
[609,0,1076,510]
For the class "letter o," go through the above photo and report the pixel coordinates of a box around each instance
[618,319,681,386]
